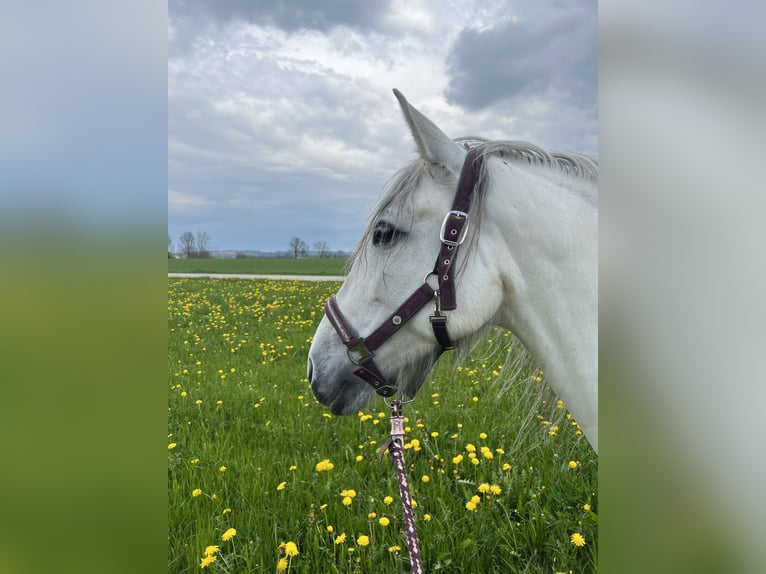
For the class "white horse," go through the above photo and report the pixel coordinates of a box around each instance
[308,90,598,453]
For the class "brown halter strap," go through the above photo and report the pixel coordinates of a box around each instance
[324,147,483,397]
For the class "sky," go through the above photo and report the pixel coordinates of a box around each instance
[168,0,597,253]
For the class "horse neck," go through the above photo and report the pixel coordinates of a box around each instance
[479,160,598,450]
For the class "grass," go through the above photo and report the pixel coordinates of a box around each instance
[168,257,347,276]
[168,278,597,573]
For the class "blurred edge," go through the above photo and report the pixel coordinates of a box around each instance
[0,1,167,574]
[600,1,766,573]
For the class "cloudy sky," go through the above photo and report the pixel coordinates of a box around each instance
[168,0,597,253]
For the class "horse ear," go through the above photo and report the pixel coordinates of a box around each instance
[393,89,465,175]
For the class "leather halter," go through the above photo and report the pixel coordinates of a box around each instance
[324,147,483,398]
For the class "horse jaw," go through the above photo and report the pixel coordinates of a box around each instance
[393,89,465,175]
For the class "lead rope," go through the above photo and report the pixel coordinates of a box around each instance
[379,400,424,574]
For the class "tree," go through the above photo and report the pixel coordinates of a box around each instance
[179,231,195,258]
[168,235,174,258]
[289,236,308,259]
[195,231,211,258]
[314,241,329,258]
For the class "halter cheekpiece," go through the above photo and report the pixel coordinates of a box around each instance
[324,147,483,398]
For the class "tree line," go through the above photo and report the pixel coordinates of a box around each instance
[169,232,340,258]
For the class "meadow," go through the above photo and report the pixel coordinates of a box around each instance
[168,257,347,276]
[168,278,597,573]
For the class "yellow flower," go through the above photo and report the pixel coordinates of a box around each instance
[452,454,464,464]
[168,443,177,450]
[570,532,586,547]
[342,496,353,506]
[203,545,219,556]
[379,517,390,527]
[388,545,401,553]
[367,512,377,519]
[277,557,288,572]
[340,489,356,498]
[490,484,502,495]
[502,463,511,471]
[192,488,202,497]
[479,432,487,440]
[334,532,347,544]
[284,541,298,556]
[465,500,478,511]
[277,481,287,491]
[222,508,231,514]
[357,535,370,547]
[465,443,476,453]
[423,513,432,522]
[315,459,334,472]
[200,554,217,568]
[221,528,236,541]
[219,466,227,473]
[355,454,363,462]
[430,431,439,438]
[421,475,430,483]
[471,458,480,466]
[568,460,579,469]
[326,525,334,533]
[478,483,490,493]
[583,503,591,512]
[383,496,394,505]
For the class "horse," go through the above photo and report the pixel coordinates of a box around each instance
[308,89,598,453]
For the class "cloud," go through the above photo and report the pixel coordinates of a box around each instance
[445,1,597,151]
[168,0,598,251]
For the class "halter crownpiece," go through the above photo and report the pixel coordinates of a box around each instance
[325,147,483,397]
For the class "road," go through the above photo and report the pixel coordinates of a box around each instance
[168,273,345,282]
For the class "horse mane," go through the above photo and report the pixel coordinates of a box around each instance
[347,138,598,273]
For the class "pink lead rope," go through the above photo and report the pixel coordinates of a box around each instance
[379,401,424,574]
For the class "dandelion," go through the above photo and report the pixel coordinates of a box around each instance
[430,431,439,438]
[379,517,390,527]
[203,545,219,556]
[334,532,347,544]
[340,489,356,498]
[192,488,202,497]
[568,460,579,469]
[421,475,430,483]
[221,528,236,541]
[478,483,490,493]
[490,484,502,495]
[355,455,363,462]
[219,466,227,473]
[383,496,394,505]
[200,554,217,568]
[388,545,401,553]
[222,508,231,514]
[357,535,370,547]
[326,525,334,533]
[277,482,287,491]
[367,512,377,519]
[284,541,298,556]
[583,503,591,512]
[465,443,476,453]
[502,463,511,471]
[465,499,478,511]
[452,454,464,464]
[342,497,353,506]
[277,557,288,572]
[168,443,177,450]
[423,514,432,522]
[315,459,334,472]
[479,432,487,440]
[570,532,586,547]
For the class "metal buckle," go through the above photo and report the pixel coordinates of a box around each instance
[439,210,469,247]
[347,338,374,365]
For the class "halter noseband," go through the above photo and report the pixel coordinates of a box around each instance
[324,148,483,398]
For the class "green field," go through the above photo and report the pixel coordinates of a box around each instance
[168,257,347,276]
[168,278,597,573]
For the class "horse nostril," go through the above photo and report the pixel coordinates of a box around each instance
[307,357,314,382]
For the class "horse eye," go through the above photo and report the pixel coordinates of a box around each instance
[372,222,402,247]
